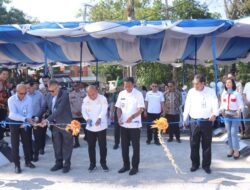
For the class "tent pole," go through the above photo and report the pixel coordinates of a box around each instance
[194,38,197,75]
[96,61,98,82]
[212,33,218,96]
[43,41,48,76]
[80,42,83,82]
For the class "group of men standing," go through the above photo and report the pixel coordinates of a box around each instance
[2,68,245,176]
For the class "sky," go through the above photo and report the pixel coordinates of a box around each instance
[8,0,226,22]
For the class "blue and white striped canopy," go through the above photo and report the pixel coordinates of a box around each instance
[0,17,250,67]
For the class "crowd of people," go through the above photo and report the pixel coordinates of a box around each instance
[0,67,249,176]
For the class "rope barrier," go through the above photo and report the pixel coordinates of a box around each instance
[0,117,250,129]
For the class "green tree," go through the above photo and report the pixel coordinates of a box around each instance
[224,0,250,19]
[0,0,35,24]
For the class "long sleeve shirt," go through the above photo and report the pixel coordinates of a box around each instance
[69,90,86,118]
[8,94,33,122]
[81,94,108,132]
[220,90,244,111]
[183,86,219,122]
[27,90,45,117]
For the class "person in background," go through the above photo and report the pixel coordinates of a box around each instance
[69,82,86,148]
[82,85,109,172]
[116,77,145,176]
[220,78,244,159]
[141,86,147,99]
[26,81,45,162]
[242,81,250,139]
[0,68,10,145]
[144,82,164,145]
[183,74,218,174]
[8,84,36,173]
[111,79,123,150]
[163,81,182,143]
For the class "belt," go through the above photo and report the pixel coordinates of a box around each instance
[191,118,209,120]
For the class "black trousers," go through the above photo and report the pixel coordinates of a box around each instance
[9,122,32,167]
[40,126,47,151]
[52,126,73,167]
[165,114,180,140]
[0,108,7,140]
[121,127,140,169]
[147,113,161,143]
[87,129,107,166]
[73,118,85,144]
[190,119,212,168]
[114,109,121,145]
[27,127,45,156]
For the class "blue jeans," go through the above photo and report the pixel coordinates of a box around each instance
[224,116,240,151]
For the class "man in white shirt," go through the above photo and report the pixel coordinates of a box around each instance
[116,77,145,176]
[8,84,36,173]
[243,82,250,138]
[144,82,164,145]
[183,74,219,174]
[82,85,109,172]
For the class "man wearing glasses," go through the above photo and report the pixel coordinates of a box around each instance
[38,80,73,173]
[183,74,219,174]
[8,84,36,173]
[144,82,164,145]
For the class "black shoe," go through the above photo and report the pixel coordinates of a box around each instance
[88,164,97,172]
[154,141,161,145]
[190,165,199,172]
[203,167,211,174]
[39,149,45,155]
[167,138,173,142]
[33,154,39,162]
[62,166,70,173]
[146,140,151,145]
[15,166,21,174]
[50,164,63,171]
[113,144,119,150]
[129,168,138,175]
[233,152,240,160]
[73,143,80,148]
[118,166,130,173]
[25,162,36,168]
[176,139,181,143]
[101,164,109,172]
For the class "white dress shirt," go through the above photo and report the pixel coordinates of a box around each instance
[8,94,33,122]
[115,88,145,128]
[145,90,164,114]
[81,94,108,132]
[183,86,219,122]
[243,82,250,102]
[220,90,244,111]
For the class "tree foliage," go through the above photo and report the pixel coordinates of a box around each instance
[224,0,250,19]
[0,0,35,24]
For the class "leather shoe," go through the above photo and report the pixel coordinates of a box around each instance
[154,141,161,145]
[33,154,39,162]
[25,162,36,168]
[203,167,211,174]
[62,166,70,173]
[118,166,130,173]
[129,168,138,175]
[190,165,199,172]
[167,138,173,142]
[50,164,63,171]
[101,164,109,172]
[39,149,45,155]
[15,166,21,174]
[113,144,119,150]
[73,143,80,148]
[146,140,151,145]
[88,164,97,172]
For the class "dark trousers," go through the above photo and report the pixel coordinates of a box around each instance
[73,118,85,145]
[9,122,32,167]
[40,126,47,151]
[87,129,107,166]
[147,113,161,143]
[52,127,73,167]
[0,108,7,140]
[190,120,212,168]
[166,114,180,140]
[27,127,45,156]
[114,109,121,145]
[121,127,140,169]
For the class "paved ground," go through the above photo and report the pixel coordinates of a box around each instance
[0,129,250,190]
